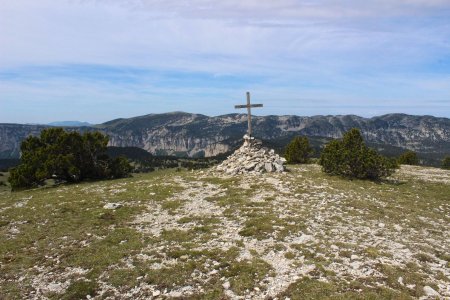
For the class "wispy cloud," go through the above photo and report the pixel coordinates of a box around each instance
[0,0,449,123]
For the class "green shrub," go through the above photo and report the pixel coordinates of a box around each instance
[398,150,419,165]
[442,156,450,170]
[108,156,133,178]
[284,136,313,164]
[319,128,395,180]
[8,128,132,190]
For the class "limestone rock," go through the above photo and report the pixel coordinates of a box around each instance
[222,281,231,289]
[216,135,285,174]
[423,286,440,297]
[103,203,122,210]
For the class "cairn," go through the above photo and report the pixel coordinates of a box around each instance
[216,135,286,175]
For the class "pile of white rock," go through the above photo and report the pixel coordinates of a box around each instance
[216,135,286,175]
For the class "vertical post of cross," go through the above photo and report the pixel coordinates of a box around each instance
[234,92,263,138]
[246,92,252,136]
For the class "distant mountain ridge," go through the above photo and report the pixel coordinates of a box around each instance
[1,112,449,165]
[48,121,92,127]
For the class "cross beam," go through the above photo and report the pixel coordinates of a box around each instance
[235,92,263,137]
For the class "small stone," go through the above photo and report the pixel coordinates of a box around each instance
[103,203,122,210]
[47,283,62,292]
[265,162,274,172]
[350,255,359,260]
[222,281,231,289]
[8,227,20,235]
[378,223,385,228]
[423,286,440,297]
[209,269,218,275]
[397,277,404,286]
[171,291,182,297]
[274,163,284,172]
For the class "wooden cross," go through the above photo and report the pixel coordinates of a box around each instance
[235,91,263,137]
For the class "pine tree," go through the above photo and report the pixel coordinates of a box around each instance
[9,128,132,190]
[319,128,395,180]
[442,156,450,170]
[284,136,313,164]
[398,150,419,165]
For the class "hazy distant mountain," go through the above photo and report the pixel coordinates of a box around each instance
[48,121,92,127]
[1,112,449,165]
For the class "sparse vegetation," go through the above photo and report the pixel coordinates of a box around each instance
[284,136,313,164]
[398,150,419,165]
[319,128,395,180]
[0,165,448,299]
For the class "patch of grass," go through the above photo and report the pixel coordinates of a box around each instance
[290,244,316,260]
[106,268,143,289]
[280,276,413,300]
[239,215,278,240]
[189,286,227,300]
[238,213,304,241]
[377,263,426,298]
[309,263,335,278]
[364,246,380,259]
[61,280,97,300]
[65,228,144,274]
[339,250,353,258]
[177,215,221,226]
[415,252,435,263]
[161,199,183,214]
[274,243,286,252]
[224,258,273,295]
[280,277,337,299]
[284,252,296,259]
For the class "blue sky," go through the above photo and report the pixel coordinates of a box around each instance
[0,0,449,124]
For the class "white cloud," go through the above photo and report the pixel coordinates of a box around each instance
[0,0,449,121]
[1,0,448,71]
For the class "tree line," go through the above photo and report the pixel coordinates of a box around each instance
[6,127,450,189]
[285,128,450,180]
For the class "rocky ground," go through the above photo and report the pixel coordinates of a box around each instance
[0,164,449,299]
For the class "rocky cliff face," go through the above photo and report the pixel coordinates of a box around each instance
[1,112,449,159]
[0,124,49,158]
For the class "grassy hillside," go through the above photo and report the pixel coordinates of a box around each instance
[0,165,449,299]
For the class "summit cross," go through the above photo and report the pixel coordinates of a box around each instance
[234,92,263,137]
